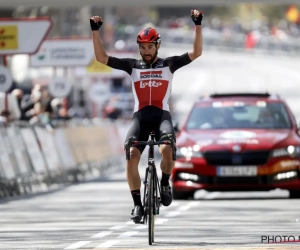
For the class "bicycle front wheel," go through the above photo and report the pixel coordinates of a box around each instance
[148,168,154,245]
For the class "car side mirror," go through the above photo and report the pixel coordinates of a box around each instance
[173,120,179,133]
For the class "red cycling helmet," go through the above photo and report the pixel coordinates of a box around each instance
[137,27,161,44]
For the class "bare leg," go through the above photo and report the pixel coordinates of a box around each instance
[159,144,174,175]
[159,144,174,206]
[126,147,141,190]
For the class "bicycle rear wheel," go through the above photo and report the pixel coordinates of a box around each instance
[148,167,154,245]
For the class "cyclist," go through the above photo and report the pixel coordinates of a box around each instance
[90,9,203,223]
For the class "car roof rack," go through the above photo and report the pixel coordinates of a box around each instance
[209,92,271,98]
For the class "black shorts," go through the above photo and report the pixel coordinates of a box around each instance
[125,106,176,154]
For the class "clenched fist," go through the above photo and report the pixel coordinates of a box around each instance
[90,16,103,31]
[191,9,203,25]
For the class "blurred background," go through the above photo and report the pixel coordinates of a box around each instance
[0,3,300,125]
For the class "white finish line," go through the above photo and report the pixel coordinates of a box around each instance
[64,241,90,249]
[91,231,112,238]
[95,240,119,248]
[118,231,138,238]
[109,224,127,230]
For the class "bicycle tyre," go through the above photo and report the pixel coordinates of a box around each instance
[148,167,154,245]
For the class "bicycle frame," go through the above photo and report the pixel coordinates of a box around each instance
[142,132,161,245]
[147,132,161,217]
[125,132,176,245]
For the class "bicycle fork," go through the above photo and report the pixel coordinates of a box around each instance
[153,167,161,215]
[143,166,161,217]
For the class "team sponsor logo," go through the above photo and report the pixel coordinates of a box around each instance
[140,70,162,79]
[217,139,259,144]
[220,130,257,139]
[140,80,162,88]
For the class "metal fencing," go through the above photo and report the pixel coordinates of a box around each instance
[0,119,127,199]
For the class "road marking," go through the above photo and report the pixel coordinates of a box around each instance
[135,225,147,229]
[156,218,168,224]
[91,231,112,238]
[118,231,138,238]
[109,225,126,230]
[177,205,193,211]
[164,211,180,217]
[95,240,119,248]
[64,241,90,249]
[187,201,199,206]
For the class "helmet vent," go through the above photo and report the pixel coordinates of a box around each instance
[143,28,151,35]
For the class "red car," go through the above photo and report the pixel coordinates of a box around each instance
[172,93,300,199]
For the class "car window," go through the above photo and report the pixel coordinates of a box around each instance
[186,101,292,129]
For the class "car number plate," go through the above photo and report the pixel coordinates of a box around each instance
[217,166,257,176]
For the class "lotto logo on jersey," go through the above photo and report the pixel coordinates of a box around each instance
[140,80,162,88]
[140,70,162,79]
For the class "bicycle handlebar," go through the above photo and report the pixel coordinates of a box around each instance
[130,140,173,146]
[125,137,176,161]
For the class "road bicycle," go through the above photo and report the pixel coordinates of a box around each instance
[125,131,176,245]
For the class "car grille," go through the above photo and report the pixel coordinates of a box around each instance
[203,150,270,166]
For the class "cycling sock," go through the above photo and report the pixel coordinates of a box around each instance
[131,189,142,207]
[161,172,171,186]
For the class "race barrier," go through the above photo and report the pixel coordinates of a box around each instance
[0,119,127,199]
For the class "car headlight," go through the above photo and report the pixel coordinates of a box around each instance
[176,145,203,159]
[271,146,300,158]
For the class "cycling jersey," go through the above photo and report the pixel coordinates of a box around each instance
[107,53,191,112]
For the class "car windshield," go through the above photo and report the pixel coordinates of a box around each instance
[186,101,292,130]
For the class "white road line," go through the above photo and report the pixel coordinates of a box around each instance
[177,201,198,211]
[64,241,90,249]
[187,201,199,207]
[95,240,119,248]
[126,220,134,225]
[118,231,139,238]
[155,218,168,224]
[109,225,127,230]
[135,225,147,229]
[177,205,192,211]
[91,231,112,238]
[164,211,180,217]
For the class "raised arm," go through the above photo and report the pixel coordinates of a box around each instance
[188,9,203,61]
[90,16,109,65]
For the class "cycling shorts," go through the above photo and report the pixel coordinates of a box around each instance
[125,106,176,154]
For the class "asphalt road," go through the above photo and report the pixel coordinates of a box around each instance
[1,175,300,250]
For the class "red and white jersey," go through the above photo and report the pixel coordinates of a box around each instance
[107,53,191,112]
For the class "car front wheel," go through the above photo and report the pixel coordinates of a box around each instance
[289,190,300,199]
